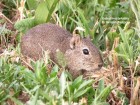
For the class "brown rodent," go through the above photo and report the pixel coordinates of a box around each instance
[21,23,103,78]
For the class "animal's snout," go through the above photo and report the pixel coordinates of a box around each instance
[98,63,103,69]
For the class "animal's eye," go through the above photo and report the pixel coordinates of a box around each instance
[83,49,89,55]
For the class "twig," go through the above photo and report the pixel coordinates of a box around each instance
[130,77,140,105]
[0,12,13,24]
[20,57,34,71]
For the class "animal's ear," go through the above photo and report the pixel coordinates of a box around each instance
[70,34,81,49]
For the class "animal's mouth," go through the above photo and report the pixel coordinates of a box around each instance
[93,67,102,71]
[80,67,103,78]
[80,67,102,74]
[81,69,87,74]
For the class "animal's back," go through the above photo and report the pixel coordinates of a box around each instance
[21,23,71,60]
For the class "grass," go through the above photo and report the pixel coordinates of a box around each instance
[0,0,140,104]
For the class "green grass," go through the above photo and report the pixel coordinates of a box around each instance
[0,0,140,104]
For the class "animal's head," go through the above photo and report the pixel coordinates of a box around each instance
[65,34,103,78]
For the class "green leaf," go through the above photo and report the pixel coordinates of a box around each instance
[34,0,59,25]
[39,89,52,101]
[96,86,112,101]
[59,71,66,97]
[117,91,129,105]
[98,79,105,92]
[9,97,24,105]
[52,65,59,72]
[34,60,47,85]
[77,8,91,36]
[92,101,109,105]
[46,0,59,22]
[14,17,35,33]
[77,79,93,91]
[26,0,37,10]
[34,1,48,25]
[74,87,91,99]
[56,50,67,68]
[73,79,93,99]
[72,76,83,88]
[31,90,39,105]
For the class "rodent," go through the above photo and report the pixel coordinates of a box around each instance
[21,23,103,78]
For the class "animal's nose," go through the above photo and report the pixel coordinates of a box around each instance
[98,63,103,68]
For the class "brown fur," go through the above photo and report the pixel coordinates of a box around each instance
[21,23,103,78]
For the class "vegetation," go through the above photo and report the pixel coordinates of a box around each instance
[0,0,140,104]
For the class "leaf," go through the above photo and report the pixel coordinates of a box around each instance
[56,50,67,68]
[77,8,91,36]
[14,17,35,33]
[98,79,105,92]
[46,0,59,22]
[34,1,48,25]
[59,71,66,97]
[34,0,59,25]
[96,86,112,101]
[73,79,93,99]
[29,90,39,105]
[77,79,93,91]
[92,101,110,105]
[34,60,47,85]
[26,0,37,10]
[72,76,83,88]
[52,64,59,72]
[9,97,24,105]
[74,87,91,98]
[39,89,52,101]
